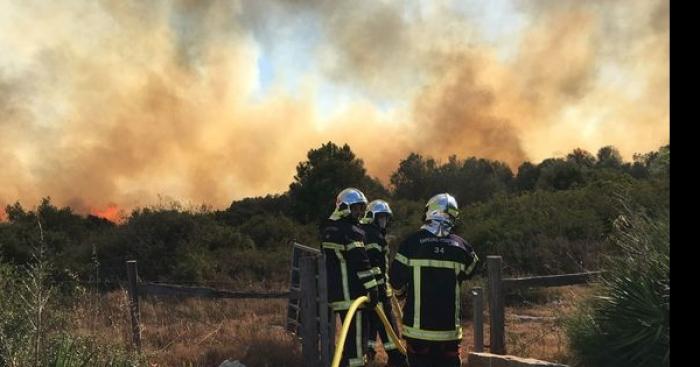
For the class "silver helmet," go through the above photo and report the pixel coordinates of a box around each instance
[361,199,393,224]
[329,187,368,220]
[424,193,460,225]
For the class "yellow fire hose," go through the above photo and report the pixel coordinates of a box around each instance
[390,295,403,337]
[331,296,406,367]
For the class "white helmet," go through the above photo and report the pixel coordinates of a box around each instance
[329,187,368,220]
[361,199,393,224]
[424,193,460,225]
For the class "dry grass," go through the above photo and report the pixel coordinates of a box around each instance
[63,285,591,366]
[466,285,592,364]
[67,289,301,367]
[366,285,592,366]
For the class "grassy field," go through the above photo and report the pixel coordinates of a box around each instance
[66,289,300,367]
[62,284,591,366]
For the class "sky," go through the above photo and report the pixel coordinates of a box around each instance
[0,0,669,220]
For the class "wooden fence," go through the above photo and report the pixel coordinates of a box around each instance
[470,256,603,355]
[125,251,601,365]
[124,241,333,367]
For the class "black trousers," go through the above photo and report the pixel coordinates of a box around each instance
[337,308,370,367]
[405,338,462,367]
[367,301,408,366]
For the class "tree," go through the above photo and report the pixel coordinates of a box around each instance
[453,157,513,205]
[597,146,623,169]
[627,145,669,181]
[391,153,513,204]
[5,202,29,223]
[288,142,388,223]
[219,194,291,227]
[536,158,585,191]
[648,145,670,178]
[567,148,596,168]
[390,153,438,201]
[514,162,540,192]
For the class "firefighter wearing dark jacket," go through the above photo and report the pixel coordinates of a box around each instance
[360,200,408,367]
[389,193,478,367]
[322,187,381,367]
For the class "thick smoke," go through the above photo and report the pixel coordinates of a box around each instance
[0,0,669,217]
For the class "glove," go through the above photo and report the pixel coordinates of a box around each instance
[393,286,407,301]
[377,283,388,303]
[367,287,380,308]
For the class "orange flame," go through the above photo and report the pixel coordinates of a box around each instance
[90,203,121,223]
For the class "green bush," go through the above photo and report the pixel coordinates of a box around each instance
[1,249,140,367]
[47,336,140,367]
[566,206,669,367]
[0,144,669,284]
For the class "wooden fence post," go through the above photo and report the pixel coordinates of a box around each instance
[126,260,141,353]
[488,256,506,355]
[317,254,334,367]
[300,255,320,367]
[472,287,484,353]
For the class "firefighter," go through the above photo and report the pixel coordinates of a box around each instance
[360,200,408,367]
[322,187,381,367]
[389,193,479,367]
